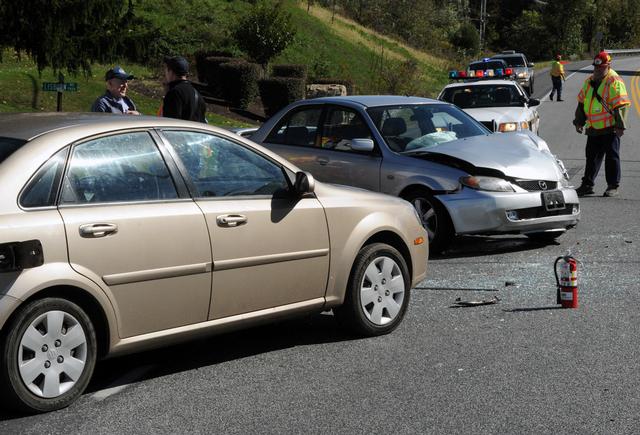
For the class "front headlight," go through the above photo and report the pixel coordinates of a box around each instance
[498,122,518,132]
[460,176,515,192]
[517,72,528,79]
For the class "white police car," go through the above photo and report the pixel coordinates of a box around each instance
[438,79,541,135]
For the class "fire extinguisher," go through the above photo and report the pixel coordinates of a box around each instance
[554,255,578,309]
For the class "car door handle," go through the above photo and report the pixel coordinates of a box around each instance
[316,157,329,166]
[79,223,118,238]
[216,214,247,227]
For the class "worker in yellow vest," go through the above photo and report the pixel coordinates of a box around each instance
[573,51,631,197]
[549,54,566,101]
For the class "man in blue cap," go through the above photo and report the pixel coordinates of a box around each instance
[91,66,140,115]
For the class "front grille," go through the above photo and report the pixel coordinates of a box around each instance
[514,180,558,191]
[480,121,496,131]
[516,204,574,219]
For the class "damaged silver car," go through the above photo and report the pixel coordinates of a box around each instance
[251,96,580,252]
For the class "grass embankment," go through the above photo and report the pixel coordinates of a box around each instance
[0,0,451,124]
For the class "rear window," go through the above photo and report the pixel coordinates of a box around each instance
[492,55,526,67]
[469,61,505,71]
[0,137,27,164]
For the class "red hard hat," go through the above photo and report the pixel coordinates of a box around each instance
[593,51,611,66]
[555,54,562,60]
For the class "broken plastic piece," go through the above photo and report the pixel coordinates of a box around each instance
[452,296,501,307]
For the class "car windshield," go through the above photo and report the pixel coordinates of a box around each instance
[0,136,27,164]
[440,84,524,109]
[367,104,488,153]
[493,55,526,67]
[469,61,505,71]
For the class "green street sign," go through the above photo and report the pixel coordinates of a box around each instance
[42,82,79,92]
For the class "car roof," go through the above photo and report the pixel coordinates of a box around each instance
[0,112,215,141]
[300,95,440,108]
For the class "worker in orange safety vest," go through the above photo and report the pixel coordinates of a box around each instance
[549,54,566,101]
[573,51,631,197]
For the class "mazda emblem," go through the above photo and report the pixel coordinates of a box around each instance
[538,181,548,190]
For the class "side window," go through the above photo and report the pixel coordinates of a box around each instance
[321,108,373,152]
[265,108,322,147]
[60,132,177,204]
[20,147,68,208]
[163,131,289,198]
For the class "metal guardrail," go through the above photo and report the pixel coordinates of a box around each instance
[604,48,640,56]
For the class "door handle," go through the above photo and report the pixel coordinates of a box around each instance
[216,214,247,227]
[79,223,118,238]
[316,157,329,166]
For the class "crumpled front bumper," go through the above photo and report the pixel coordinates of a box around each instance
[438,187,580,235]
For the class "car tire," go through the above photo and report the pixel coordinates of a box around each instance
[335,243,410,337]
[404,190,453,254]
[0,298,97,413]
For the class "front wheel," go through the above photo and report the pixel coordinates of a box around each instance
[0,298,97,413]
[335,243,410,337]
[404,191,453,254]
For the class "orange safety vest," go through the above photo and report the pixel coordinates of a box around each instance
[577,69,631,129]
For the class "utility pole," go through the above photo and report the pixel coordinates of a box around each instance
[479,0,487,52]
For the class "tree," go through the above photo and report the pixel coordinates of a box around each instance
[232,1,296,70]
[0,0,132,74]
[452,22,480,55]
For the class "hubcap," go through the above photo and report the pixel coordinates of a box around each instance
[360,256,405,325]
[411,197,437,242]
[18,310,88,398]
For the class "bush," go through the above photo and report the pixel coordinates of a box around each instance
[259,77,306,117]
[309,78,355,95]
[195,50,233,83]
[219,61,262,109]
[271,64,308,79]
[199,55,238,98]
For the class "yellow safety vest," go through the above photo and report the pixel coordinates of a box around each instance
[577,69,631,129]
[550,61,564,77]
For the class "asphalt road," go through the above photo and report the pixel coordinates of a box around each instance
[2,58,640,434]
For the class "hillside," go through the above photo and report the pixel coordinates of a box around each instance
[0,0,450,125]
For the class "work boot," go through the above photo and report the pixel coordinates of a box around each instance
[557,98,564,101]
[549,93,554,101]
[603,186,619,197]
[575,185,595,197]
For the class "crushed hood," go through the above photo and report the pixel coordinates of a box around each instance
[406,132,562,181]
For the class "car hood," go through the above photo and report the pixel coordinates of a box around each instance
[406,133,561,180]
[463,107,527,123]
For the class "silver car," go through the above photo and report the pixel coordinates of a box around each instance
[251,96,580,252]
[0,113,427,413]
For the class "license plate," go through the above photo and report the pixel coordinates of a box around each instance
[541,190,565,211]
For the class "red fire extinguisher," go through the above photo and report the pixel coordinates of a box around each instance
[554,255,578,308]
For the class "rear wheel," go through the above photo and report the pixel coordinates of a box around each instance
[404,190,453,253]
[335,243,410,337]
[0,298,97,413]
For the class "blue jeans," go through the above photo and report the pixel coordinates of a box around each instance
[581,133,621,188]
[550,76,562,100]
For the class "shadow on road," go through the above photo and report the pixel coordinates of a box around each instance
[431,235,558,260]
[0,313,357,421]
[503,306,565,312]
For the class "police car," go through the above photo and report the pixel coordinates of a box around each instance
[438,77,541,135]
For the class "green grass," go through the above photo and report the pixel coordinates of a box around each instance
[0,51,252,127]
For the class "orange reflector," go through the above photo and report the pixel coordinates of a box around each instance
[414,237,425,245]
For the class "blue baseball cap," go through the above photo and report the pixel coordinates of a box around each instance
[105,66,134,81]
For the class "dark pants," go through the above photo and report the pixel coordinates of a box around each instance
[550,76,562,100]
[581,133,621,188]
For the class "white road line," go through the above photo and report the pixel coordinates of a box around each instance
[91,365,156,401]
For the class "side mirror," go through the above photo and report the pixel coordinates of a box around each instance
[528,62,535,67]
[294,171,315,195]
[528,98,541,107]
[350,138,375,152]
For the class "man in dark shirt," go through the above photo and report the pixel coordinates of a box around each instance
[91,66,140,115]
[161,56,207,122]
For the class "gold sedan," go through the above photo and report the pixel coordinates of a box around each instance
[0,113,427,413]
